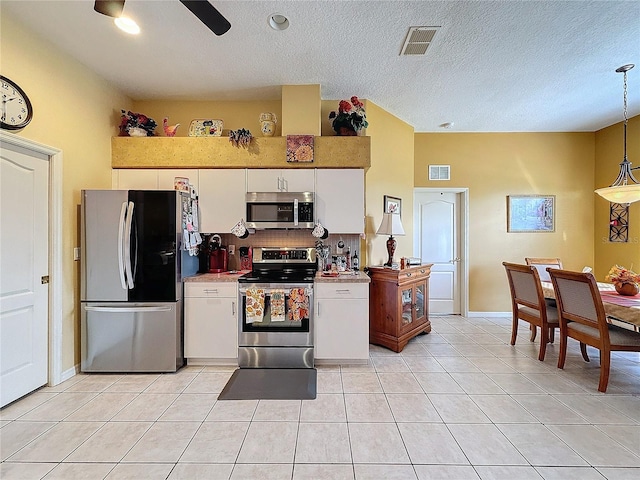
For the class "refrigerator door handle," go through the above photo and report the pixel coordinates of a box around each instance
[84,305,173,313]
[124,201,135,290]
[117,202,128,290]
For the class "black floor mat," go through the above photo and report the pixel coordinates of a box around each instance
[218,368,317,400]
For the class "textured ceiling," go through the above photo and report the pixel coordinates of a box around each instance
[2,0,639,132]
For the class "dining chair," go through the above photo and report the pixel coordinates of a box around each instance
[547,268,640,393]
[525,257,562,282]
[502,262,560,361]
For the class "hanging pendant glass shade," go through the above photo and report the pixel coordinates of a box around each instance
[595,64,640,204]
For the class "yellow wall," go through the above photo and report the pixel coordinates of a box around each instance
[281,85,321,135]
[594,115,640,276]
[1,12,131,371]
[414,133,595,311]
[132,99,282,138]
[365,102,415,266]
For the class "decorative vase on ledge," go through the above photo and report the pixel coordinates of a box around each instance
[615,282,640,296]
[337,126,357,136]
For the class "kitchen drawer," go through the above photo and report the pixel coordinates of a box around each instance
[184,282,237,298]
[315,282,368,299]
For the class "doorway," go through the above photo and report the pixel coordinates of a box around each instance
[0,131,63,406]
[413,188,469,316]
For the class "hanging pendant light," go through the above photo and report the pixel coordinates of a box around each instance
[595,64,640,204]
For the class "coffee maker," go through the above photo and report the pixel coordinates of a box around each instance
[208,234,228,273]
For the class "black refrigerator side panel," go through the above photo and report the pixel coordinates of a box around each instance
[128,190,179,302]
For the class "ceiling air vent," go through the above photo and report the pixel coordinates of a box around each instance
[400,26,439,56]
[429,165,450,181]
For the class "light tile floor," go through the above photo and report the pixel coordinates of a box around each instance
[1,315,639,479]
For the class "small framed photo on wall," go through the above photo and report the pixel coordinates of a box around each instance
[384,195,402,216]
[507,195,555,232]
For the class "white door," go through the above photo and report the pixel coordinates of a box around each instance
[1,142,49,407]
[414,191,461,314]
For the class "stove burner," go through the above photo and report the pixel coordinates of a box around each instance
[238,270,315,284]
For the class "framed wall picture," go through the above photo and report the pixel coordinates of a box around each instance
[384,195,402,216]
[507,195,555,232]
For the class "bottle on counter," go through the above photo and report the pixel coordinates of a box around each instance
[345,248,351,270]
[352,252,359,271]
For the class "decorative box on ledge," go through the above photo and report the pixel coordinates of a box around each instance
[111,136,371,169]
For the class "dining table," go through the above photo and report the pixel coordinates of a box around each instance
[541,281,640,332]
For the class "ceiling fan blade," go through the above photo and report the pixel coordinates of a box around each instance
[179,0,231,36]
[94,0,125,18]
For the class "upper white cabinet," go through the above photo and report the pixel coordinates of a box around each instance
[198,169,246,234]
[315,169,364,234]
[247,169,314,192]
[112,169,199,192]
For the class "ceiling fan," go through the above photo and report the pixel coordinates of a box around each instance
[94,0,231,36]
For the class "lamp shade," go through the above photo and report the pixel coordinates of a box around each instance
[595,184,640,204]
[376,213,405,236]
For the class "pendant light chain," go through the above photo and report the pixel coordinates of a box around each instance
[623,68,628,163]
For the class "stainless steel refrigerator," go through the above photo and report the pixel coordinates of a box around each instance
[80,190,198,372]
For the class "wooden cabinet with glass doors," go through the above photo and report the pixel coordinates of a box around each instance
[368,264,432,352]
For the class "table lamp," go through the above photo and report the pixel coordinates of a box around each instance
[376,212,405,267]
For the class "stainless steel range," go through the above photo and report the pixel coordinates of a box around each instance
[237,247,316,368]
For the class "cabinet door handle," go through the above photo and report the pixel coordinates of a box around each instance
[203,289,218,294]
[420,269,425,274]
[317,302,320,317]
[232,301,236,316]
[405,273,412,277]
[336,289,351,294]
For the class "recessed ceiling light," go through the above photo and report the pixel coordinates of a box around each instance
[114,16,140,35]
[268,13,289,31]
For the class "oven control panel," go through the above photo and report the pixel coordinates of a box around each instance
[253,247,316,263]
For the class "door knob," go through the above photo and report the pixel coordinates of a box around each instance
[450,257,461,263]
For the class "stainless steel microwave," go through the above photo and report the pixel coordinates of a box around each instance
[245,192,314,229]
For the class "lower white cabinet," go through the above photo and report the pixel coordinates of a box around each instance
[184,282,238,362]
[315,282,369,362]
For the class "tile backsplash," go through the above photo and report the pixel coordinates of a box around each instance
[203,231,361,271]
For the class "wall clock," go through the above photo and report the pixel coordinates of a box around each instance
[1,75,33,130]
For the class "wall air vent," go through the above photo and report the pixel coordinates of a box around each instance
[429,165,450,181]
[401,26,440,56]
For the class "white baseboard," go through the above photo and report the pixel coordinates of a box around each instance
[467,311,511,318]
[59,364,80,383]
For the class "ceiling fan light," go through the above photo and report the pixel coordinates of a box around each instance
[595,184,640,204]
[269,13,289,31]
[114,16,140,35]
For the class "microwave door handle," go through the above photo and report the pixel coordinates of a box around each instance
[117,202,127,290]
[293,198,299,226]
[124,201,135,289]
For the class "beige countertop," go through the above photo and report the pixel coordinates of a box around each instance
[183,271,250,282]
[184,270,370,283]
[315,271,370,283]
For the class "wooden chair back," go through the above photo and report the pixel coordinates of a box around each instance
[546,269,608,342]
[525,257,562,282]
[503,262,559,361]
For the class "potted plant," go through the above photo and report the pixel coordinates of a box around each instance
[119,110,157,137]
[329,96,368,136]
[605,265,640,296]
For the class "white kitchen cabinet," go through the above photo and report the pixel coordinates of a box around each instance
[112,169,199,192]
[184,282,238,362]
[198,169,246,233]
[247,169,314,192]
[315,169,364,234]
[315,282,369,362]
[158,169,199,192]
